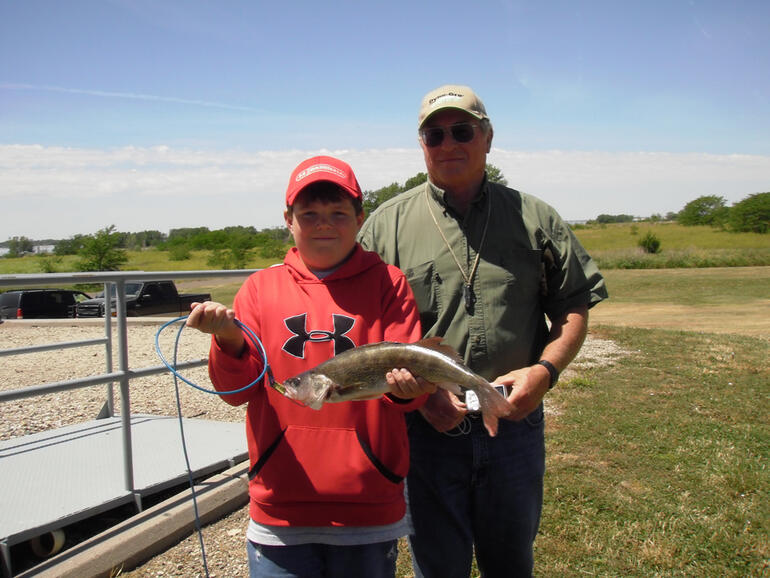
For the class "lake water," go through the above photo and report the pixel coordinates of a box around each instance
[0,245,55,256]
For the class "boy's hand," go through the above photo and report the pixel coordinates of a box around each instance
[385,368,437,399]
[187,301,245,357]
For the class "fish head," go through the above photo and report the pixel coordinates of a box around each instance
[280,371,334,410]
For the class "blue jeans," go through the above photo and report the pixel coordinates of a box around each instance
[406,406,545,578]
[246,539,398,578]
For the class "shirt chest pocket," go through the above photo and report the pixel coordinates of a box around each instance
[404,261,441,331]
[480,248,543,310]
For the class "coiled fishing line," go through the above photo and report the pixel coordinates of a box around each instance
[155,315,269,394]
[155,315,269,578]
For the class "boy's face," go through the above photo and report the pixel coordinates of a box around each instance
[284,194,364,271]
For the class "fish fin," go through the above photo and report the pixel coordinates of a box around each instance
[482,414,499,437]
[416,336,464,364]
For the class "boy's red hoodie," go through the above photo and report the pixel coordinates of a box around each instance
[208,245,423,527]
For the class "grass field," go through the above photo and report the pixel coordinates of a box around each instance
[536,325,768,576]
[574,222,770,269]
[574,222,769,252]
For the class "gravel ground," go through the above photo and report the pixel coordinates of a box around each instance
[0,319,629,577]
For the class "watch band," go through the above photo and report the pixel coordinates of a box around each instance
[537,359,559,389]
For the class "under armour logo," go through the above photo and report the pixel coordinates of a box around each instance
[282,313,356,358]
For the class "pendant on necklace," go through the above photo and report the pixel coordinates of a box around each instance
[463,283,474,312]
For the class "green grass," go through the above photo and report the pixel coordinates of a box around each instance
[572,223,770,269]
[0,248,282,276]
[573,222,770,252]
[536,326,769,576]
[600,267,770,306]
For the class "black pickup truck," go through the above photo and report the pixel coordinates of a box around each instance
[76,280,211,318]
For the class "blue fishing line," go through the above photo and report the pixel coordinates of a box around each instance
[155,315,269,577]
[155,315,270,394]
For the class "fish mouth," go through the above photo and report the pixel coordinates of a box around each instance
[269,381,289,396]
[269,380,311,407]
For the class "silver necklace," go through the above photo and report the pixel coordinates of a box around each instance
[425,187,492,312]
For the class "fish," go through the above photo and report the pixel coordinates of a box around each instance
[273,337,512,436]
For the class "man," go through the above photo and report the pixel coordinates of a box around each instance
[358,85,607,577]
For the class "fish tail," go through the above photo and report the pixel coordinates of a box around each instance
[475,383,513,437]
[476,384,513,419]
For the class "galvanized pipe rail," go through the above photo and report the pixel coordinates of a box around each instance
[0,269,255,578]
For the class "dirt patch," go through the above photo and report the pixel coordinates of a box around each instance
[590,302,770,338]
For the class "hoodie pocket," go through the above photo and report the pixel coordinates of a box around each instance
[254,425,404,505]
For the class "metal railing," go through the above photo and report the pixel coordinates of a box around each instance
[0,270,255,503]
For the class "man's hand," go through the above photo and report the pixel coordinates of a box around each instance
[494,305,589,420]
[418,388,468,432]
[493,364,551,421]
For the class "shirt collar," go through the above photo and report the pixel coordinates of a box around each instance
[426,174,490,216]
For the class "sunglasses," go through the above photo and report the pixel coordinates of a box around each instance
[419,122,480,148]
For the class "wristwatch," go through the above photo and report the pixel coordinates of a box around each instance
[537,360,559,389]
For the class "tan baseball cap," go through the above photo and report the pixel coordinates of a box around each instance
[418,84,489,128]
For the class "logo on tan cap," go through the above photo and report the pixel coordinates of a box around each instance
[418,84,489,128]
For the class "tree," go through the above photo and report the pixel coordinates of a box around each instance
[363,182,401,216]
[77,225,128,271]
[594,214,635,224]
[124,230,166,249]
[678,195,729,227]
[168,227,210,242]
[362,165,508,214]
[55,235,87,255]
[485,163,508,186]
[403,172,428,190]
[728,192,769,234]
[6,236,34,257]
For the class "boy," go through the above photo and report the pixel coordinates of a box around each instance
[186,156,433,577]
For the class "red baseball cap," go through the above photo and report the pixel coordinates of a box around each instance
[285,156,363,206]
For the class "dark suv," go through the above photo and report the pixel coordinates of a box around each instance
[0,289,92,319]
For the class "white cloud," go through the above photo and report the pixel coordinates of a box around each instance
[488,149,770,220]
[0,83,257,112]
[1,144,768,240]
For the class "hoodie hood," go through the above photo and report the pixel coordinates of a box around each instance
[283,244,382,283]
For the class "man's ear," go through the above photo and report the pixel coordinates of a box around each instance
[486,127,494,153]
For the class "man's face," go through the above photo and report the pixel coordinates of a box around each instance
[419,109,492,193]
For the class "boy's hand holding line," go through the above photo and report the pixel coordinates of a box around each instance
[187,301,245,357]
